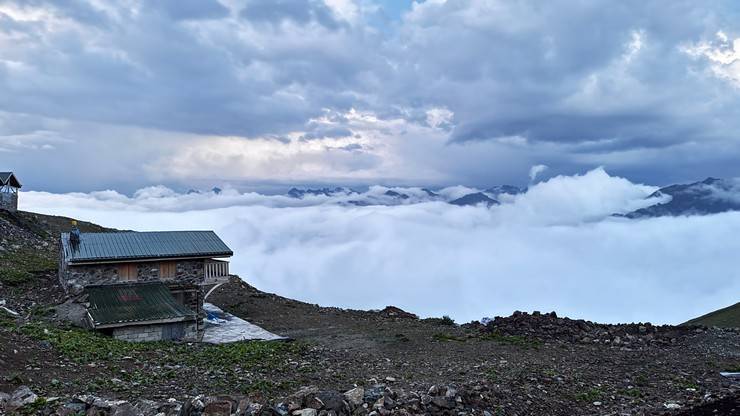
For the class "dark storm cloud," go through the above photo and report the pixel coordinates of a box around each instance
[240,0,341,30]
[0,0,378,139]
[390,1,740,155]
[1,0,740,189]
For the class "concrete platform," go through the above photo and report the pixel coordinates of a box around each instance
[201,302,287,344]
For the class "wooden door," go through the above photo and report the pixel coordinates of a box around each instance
[159,262,177,280]
[118,264,138,282]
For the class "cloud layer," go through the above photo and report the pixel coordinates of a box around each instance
[23,169,739,324]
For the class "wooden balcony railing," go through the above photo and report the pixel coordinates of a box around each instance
[203,260,229,285]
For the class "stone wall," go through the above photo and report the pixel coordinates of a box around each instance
[169,284,205,339]
[59,259,205,294]
[0,192,17,212]
[112,321,198,342]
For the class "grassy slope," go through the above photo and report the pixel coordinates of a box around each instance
[683,302,740,328]
[0,210,109,286]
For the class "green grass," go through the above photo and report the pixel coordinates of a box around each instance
[0,248,56,286]
[10,320,308,395]
[0,269,33,286]
[432,332,466,342]
[725,363,740,372]
[485,368,498,382]
[575,387,604,402]
[634,374,649,387]
[15,321,304,370]
[683,302,740,328]
[478,331,541,348]
[13,397,50,416]
[243,379,298,394]
[618,387,643,399]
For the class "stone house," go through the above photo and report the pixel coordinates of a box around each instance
[0,171,21,212]
[59,230,233,342]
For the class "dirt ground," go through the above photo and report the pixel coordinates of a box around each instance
[2,272,739,415]
[212,278,740,414]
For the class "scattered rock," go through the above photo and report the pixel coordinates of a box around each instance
[8,386,38,411]
[203,400,232,416]
[343,387,364,407]
[292,409,317,416]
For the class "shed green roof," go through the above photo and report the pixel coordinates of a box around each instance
[86,283,196,328]
[61,230,233,264]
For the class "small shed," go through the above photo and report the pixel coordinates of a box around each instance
[0,171,21,212]
[86,282,198,341]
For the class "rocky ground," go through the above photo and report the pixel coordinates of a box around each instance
[1,210,739,415]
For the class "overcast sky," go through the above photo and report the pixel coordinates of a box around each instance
[2,0,740,193]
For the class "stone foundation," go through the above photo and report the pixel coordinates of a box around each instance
[112,321,198,342]
[0,192,17,212]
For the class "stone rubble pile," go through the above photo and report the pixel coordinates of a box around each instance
[0,212,52,254]
[467,311,733,346]
[0,383,494,416]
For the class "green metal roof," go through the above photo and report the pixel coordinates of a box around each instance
[61,230,233,264]
[86,283,196,328]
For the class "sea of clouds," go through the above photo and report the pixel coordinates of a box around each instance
[21,168,740,325]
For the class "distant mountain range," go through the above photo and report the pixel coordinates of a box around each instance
[621,178,740,218]
[285,185,525,207]
[287,187,355,198]
[190,177,740,217]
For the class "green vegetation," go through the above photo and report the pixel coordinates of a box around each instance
[440,315,455,325]
[432,330,541,348]
[671,374,699,390]
[5,318,310,397]
[243,379,298,394]
[3,371,24,385]
[478,331,541,348]
[432,332,466,342]
[634,374,649,387]
[485,368,498,382]
[0,248,56,286]
[14,320,304,369]
[0,269,33,286]
[13,397,50,416]
[542,368,557,377]
[684,302,740,329]
[1,210,111,288]
[425,315,456,326]
[619,387,643,399]
[575,387,604,402]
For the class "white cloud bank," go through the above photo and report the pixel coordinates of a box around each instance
[21,169,739,325]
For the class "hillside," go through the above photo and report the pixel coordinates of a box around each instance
[1,209,739,415]
[0,210,109,287]
[684,302,740,329]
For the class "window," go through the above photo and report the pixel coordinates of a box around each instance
[160,262,177,280]
[118,264,138,282]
